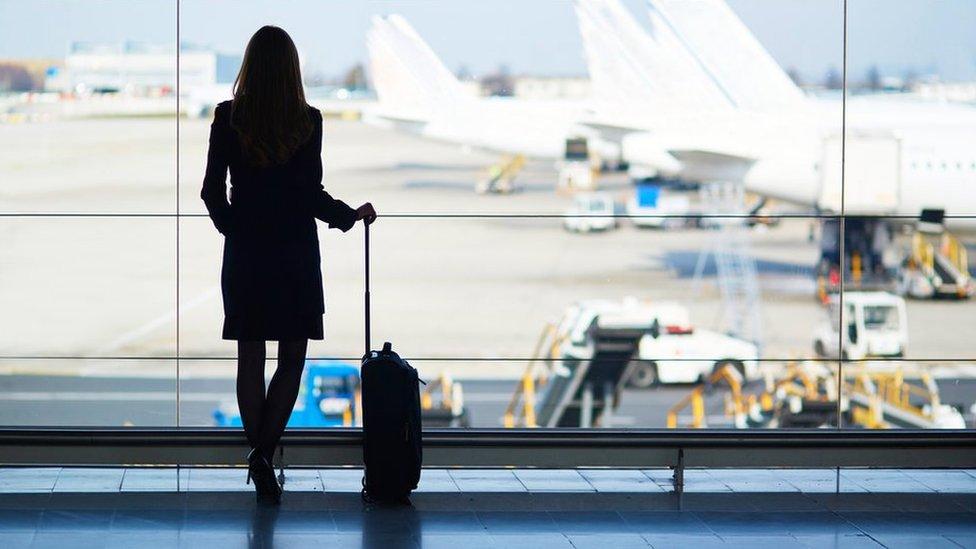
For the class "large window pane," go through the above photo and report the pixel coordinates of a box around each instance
[0,358,176,427]
[833,217,976,362]
[837,359,973,429]
[843,0,976,222]
[0,1,176,214]
[180,212,838,362]
[0,217,176,357]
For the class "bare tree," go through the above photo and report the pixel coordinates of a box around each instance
[823,66,843,90]
[0,64,36,92]
[865,65,882,91]
[343,63,367,91]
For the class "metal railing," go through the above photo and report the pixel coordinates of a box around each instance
[0,428,973,471]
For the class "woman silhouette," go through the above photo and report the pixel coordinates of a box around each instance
[201,25,375,504]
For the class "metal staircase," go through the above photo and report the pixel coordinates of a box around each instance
[694,182,764,351]
[504,318,646,428]
[476,154,526,194]
[904,231,974,299]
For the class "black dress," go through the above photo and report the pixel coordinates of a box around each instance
[200,100,357,341]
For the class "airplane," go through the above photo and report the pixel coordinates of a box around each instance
[573,0,976,232]
[365,14,593,160]
[368,4,976,232]
[366,3,974,296]
[574,0,976,297]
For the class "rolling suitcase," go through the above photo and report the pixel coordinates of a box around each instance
[360,222,422,504]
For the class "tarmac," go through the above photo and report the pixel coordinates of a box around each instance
[1,116,975,428]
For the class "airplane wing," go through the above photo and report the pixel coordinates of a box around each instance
[666,149,757,183]
[358,109,429,134]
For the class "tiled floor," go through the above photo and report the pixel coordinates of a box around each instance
[0,468,974,548]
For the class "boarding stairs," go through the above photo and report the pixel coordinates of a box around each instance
[504,321,646,428]
[693,182,764,351]
[667,361,964,429]
[902,230,974,299]
[420,373,470,428]
[845,367,964,429]
[476,154,526,194]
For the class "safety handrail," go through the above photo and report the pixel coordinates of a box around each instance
[1,428,972,469]
[503,323,556,427]
[666,364,745,428]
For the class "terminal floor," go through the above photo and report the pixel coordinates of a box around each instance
[0,468,974,548]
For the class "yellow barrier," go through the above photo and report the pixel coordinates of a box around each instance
[421,373,455,412]
[666,364,745,428]
[503,323,559,428]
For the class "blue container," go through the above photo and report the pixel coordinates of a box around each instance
[636,185,661,208]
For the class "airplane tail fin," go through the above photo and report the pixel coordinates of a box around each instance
[646,0,806,112]
[573,0,732,125]
[366,14,465,122]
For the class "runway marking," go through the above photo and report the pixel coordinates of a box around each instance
[0,391,229,402]
[0,365,236,379]
[460,392,515,403]
[93,286,220,355]
[930,365,976,379]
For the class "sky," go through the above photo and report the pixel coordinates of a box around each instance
[0,0,974,82]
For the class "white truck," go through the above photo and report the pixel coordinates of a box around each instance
[563,192,617,233]
[626,184,691,229]
[557,298,760,387]
[813,292,908,360]
[633,322,760,386]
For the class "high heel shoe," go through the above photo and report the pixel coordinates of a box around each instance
[246,448,282,504]
[246,448,259,489]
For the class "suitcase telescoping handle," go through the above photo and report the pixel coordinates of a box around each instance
[364,221,371,357]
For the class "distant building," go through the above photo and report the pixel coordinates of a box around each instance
[50,42,241,95]
[0,59,60,92]
[911,81,976,104]
[480,66,515,97]
[457,80,482,98]
[512,76,590,100]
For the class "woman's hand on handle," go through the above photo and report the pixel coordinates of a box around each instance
[356,202,377,225]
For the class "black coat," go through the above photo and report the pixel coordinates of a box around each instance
[201,100,357,341]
